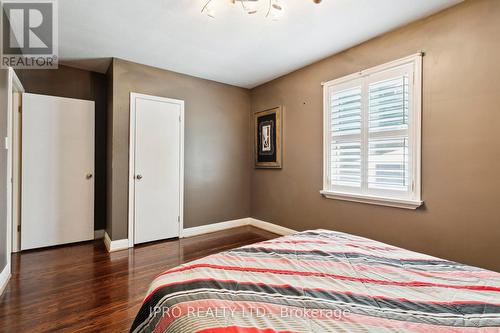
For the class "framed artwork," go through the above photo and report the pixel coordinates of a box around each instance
[255,106,282,168]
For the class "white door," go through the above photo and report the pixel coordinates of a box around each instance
[131,94,183,244]
[21,93,94,250]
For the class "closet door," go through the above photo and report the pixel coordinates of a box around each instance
[131,94,183,244]
[21,93,94,250]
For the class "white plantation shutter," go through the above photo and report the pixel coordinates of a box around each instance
[330,85,362,188]
[367,74,410,192]
[368,76,409,133]
[331,87,362,136]
[322,54,422,209]
[368,138,408,191]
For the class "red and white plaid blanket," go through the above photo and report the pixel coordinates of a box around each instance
[131,230,500,332]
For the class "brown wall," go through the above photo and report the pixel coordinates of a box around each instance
[15,65,108,231]
[107,58,251,240]
[250,0,500,272]
[105,63,114,238]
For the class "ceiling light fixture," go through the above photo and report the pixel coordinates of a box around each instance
[201,0,321,20]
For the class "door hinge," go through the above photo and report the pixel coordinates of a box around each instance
[18,106,22,113]
[177,216,180,223]
[179,115,181,122]
[17,225,21,232]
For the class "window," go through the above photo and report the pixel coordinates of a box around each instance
[321,54,423,209]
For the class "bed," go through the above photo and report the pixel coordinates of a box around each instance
[130,230,500,332]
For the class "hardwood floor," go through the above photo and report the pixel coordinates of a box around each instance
[0,226,278,332]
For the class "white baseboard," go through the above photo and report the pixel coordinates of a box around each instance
[94,229,105,240]
[249,218,296,236]
[0,264,11,296]
[181,218,251,238]
[103,231,129,252]
[103,218,295,251]
[182,217,296,238]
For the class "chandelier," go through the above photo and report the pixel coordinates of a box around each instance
[201,0,322,20]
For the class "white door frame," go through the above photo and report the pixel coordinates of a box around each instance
[6,68,24,264]
[2,68,24,296]
[10,69,24,254]
[128,93,184,248]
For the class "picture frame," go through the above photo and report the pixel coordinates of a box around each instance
[254,106,282,169]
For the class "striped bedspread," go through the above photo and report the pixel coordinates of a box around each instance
[130,230,500,332]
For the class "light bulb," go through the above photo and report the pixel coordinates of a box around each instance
[243,0,258,14]
[205,3,215,18]
[269,0,282,20]
[206,8,215,18]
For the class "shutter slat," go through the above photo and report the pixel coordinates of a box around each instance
[369,75,409,133]
[332,114,361,124]
[367,138,409,191]
[330,140,361,188]
[330,87,362,136]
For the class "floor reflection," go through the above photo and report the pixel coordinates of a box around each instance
[0,226,278,332]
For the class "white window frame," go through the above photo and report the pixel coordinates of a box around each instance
[320,53,423,209]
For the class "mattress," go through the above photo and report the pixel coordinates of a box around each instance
[130,230,500,332]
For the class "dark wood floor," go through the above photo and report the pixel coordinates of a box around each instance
[0,226,278,332]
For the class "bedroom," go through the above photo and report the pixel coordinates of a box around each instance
[0,0,499,332]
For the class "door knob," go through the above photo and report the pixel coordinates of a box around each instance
[136,174,143,180]
[86,173,93,179]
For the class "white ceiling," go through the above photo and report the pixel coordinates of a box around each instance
[59,0,462,88]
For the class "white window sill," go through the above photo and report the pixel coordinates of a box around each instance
[320,190,423,210]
